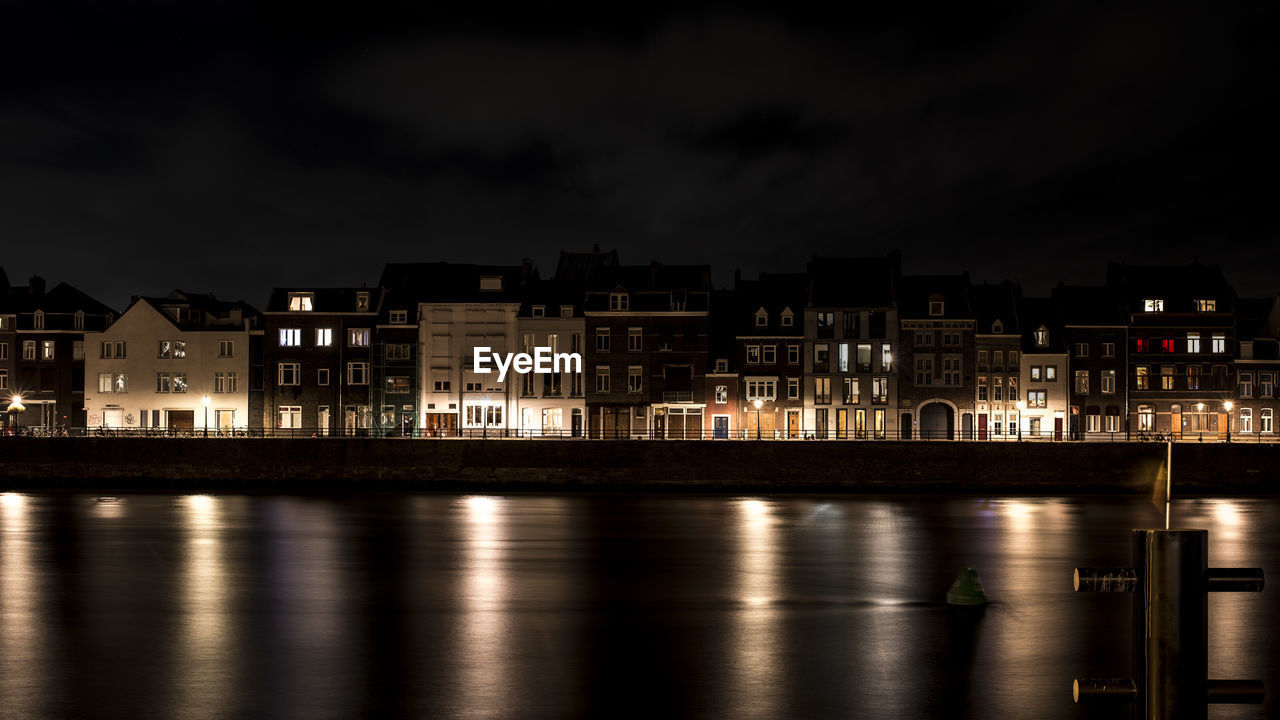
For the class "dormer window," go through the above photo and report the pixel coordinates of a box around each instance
[34,310,44,330]
[560,306,574,318]
[531,305,546,317]
[992,319,1003,334]
[1143,298,1165,312]
[754,308,768,328]
[781,308,794,327]
[479,276,503,292]
[610,292,629,311]
[356,292,370,311]
[74,310,85,330]
[715,358,728,373]
[390,310,408,324]
[928,294,944,317]
[1195,298,1216,312]
[288,292,314,312]
[1035,325,1049,348]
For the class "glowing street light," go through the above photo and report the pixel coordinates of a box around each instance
[201,395,210,438]
[753,398,763,440]
[1224,400,1234,443]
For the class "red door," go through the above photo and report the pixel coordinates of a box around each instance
[1054,416,1064,441]
[978,413,987,440]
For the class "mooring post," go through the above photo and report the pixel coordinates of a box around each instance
[1073,528,1264,719]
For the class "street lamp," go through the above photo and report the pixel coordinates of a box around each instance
[481,396,489,440]
[1224,400,1234,443]
[201,395,210,438]
[753,398,763,440]
[1015,400,1026,442]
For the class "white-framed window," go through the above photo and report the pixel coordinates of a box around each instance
[41,340,55,360]
[746,378,778,401]
[978,376,988,401]
[278,363,300,386]
[942,332,961,346]
[560,306,574,318]
[33,310,44,330]
[218,340,233,358]
[213,372,236,393]
[1075,342,1089,357]
[838,343,850,372]
[317,368,330,386]
[1138,404,1154,431]
[23,341,36,360]
[100,341,125,358]
[595,328,610,352]
[993,377,1003,402]
[347,362,368,385]
[0,369,6,390]
[929,298,944,316]
[156,373,170,393]
[1028,390,1047,408]
[762,345,776,364]
[1105,413,1120,433]
[1187,332,1201,353]
[844,376,860,404]
[627,366,643,393]
[915,331,933,347]
[1261,373,1274,398]
[1195,299,1216,312]
[279,328,301,347]
[1101,369,1116,394]
[1086,412,1100,433]
[386,344,411,361]
[1262,408,1273,434]
[73,310,84,330]
[316,328,333,347]
[978,350,989,366]
[1212,334,1226,354]
[754,309,768,328]
[915,356,933,385]
[348,328,370,347]
[942,356,961,385]
[98,373,113,393]
[788,345,800,364]
[1239,372,1253,397]
[1045,365,1057,381]
[715,358,728,373]
[1240,408,1253,433]
[746,345,761,364]
[1143,299,1165,312]
[531,305,546,318]
[1102,342,1115,358]
[288,293,314,312]
[715,385,727,404]
[628,327,643,352]
[1074,370,1089,394]
[595,366,610,392]
[609,292,629,311]
[0,342,6,360]
[781,310,794,327]
[787,377,799,400]
[390,310,408,324]
[278,406,302,429]
[881,344,893,372]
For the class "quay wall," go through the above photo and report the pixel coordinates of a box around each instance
[3,438,1279,494]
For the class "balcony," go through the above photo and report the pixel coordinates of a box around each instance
[662,390,694,403]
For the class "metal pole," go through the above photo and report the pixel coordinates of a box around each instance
[1144,529,1208,720]
[1166,439,1172,530]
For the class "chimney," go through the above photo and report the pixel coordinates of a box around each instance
[28,275,46,297]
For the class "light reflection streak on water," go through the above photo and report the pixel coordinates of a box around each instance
[177,494,231,720]
[0,493,45,718]
[453,495,511,719]
[728,498,781,719]
[265,499,343,717]
[857,501,921,714]
[989,498,1071,715]
[1194,499,1255,686]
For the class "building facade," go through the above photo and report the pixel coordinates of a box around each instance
[513,278,586,437]
[897,274,975,439]
[971,282,1022,441]
[1054,285,1128,440]
[1018,298,1069,440]
[735,272,807,439]
[83,291,258,432]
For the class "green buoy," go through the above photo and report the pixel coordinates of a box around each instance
[946,567,989,606]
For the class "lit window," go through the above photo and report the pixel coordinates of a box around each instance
[41,340,56,360]
[1102,370,1116,394]
[1211,334,1226,354]
[715,385,727,404]
[348,329,370,347]
[288,293,314,312]
[1195,299,1216,312]
[1075,370,1089,394]
[1135,366,1149,390]
[813,377,830,404]
[1034,327,1049,347]
[1262,409,1273,434]
[172,374,187,393]
[1186,333,1200,353]
[1028,390,1047,408]
[279,329,301,347]
[316,328,332,347]
[355,292,371,311]
[1143,299,1165,312]
[156,373,171,393]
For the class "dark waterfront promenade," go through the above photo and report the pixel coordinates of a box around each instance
[0,493,1275,719]
[4,437,1280,494]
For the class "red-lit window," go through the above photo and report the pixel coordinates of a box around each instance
[1161,338,1176,353]
[1135,337,1149,353]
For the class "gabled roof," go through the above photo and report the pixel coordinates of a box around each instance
[733,272,808,335]
[1018,297,1066,353]
[127,290,261,330]
[7,280,117,316]
[970,281,1021,335]
[898,273,972,319]
[553,248,621,285]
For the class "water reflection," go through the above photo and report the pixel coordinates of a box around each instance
[727,498,782,718]
[452,495,512,718]
[175,495,234,720]
[0,493,48,718]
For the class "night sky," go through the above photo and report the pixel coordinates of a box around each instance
[2,2,1277,310]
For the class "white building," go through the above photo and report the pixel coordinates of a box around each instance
[1019,312,1069,440]
[83,292,258,432]
[513,289,586,437]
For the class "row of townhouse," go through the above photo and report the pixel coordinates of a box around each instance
[5,257,1280,440]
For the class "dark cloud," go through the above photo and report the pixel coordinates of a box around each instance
[1,2,1278,309]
